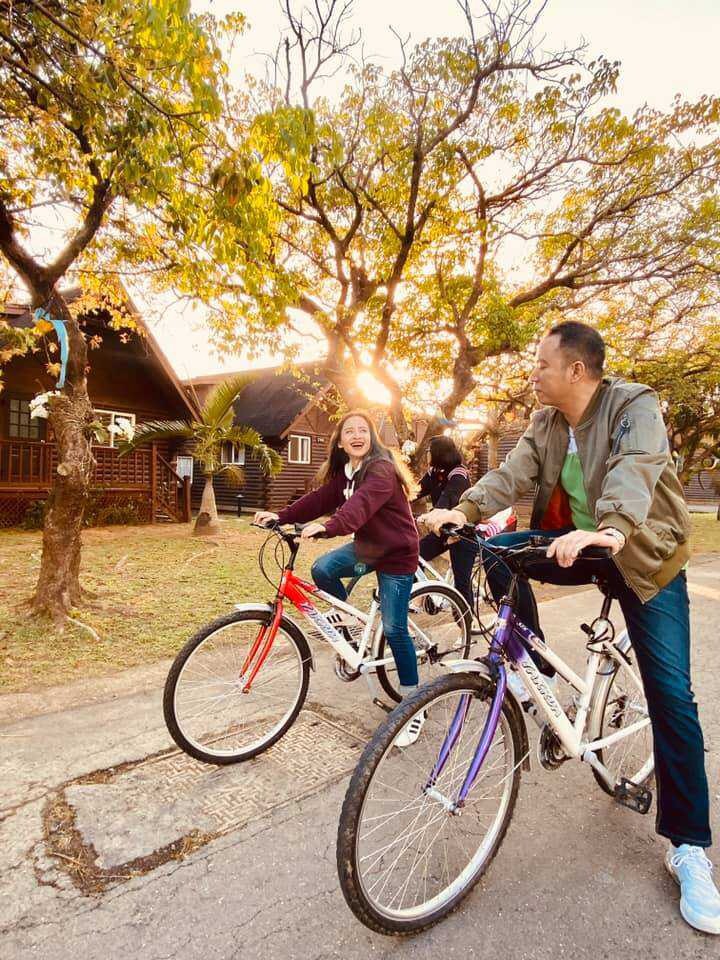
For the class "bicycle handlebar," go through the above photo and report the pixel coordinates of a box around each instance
[251,520,328,539]
[439,523,612,563]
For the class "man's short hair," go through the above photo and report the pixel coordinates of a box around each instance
[547,321,605,379]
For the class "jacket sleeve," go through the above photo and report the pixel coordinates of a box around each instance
[324,460,395,537]
[413,471,433,502]
[456,419,541,524]
[276,479,342,525]
[437,472,470,510]
[595,393,671,538]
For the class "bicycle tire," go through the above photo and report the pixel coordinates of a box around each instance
[587,636,654,795]
[337,672,524,935]
[376,582,472,702]
[164,609,311,765]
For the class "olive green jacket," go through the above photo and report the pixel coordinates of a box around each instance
[457,378,691,602]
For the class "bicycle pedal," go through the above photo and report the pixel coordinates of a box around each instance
[372,697,393,714]
[613,777,652,815]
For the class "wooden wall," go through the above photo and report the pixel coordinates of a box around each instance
[191,402,336,514]
[1,324,191,441]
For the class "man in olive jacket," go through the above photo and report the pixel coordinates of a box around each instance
[423,321,718,935]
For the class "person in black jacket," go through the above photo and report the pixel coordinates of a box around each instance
[415,436,478,611]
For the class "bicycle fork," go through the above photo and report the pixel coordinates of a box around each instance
[238,601,284,693]
[423,664,508,814]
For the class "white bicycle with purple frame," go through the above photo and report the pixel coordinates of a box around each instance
[337,527,654,935]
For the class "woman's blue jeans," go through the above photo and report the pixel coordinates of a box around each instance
[483,528,712,849]
[311,542,418,687]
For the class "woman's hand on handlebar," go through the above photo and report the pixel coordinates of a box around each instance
[546,529,621,567]
[419,508,468,536]
[253,510,279,527]
[300,521,326,539]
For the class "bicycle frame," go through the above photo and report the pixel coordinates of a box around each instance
[428,592,652,807]
[239,564,445,694]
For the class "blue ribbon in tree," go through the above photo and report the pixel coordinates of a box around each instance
[33,307,69,388]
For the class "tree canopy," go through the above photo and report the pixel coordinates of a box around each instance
[203,0,720,462]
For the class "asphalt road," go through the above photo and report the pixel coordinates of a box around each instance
[2,558,719,959]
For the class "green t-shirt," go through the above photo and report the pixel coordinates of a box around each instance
[560,428,596,531]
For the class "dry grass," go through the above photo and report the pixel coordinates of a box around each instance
[1,513,718,695]
[0,518,333,694]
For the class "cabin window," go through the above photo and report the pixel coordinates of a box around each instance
[288,434,311,464]
[175,456,194,481]
[221,442,245,465]
[95,409,136,448]
[8,398,42,440]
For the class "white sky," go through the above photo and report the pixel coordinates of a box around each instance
[147,0,719,379]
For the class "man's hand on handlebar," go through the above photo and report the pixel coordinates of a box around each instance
[300,521,326,540]
[546,529,621,568]
[253,511,279,527]
[419,508,469,536]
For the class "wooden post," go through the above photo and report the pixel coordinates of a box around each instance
[182,476,191,523]
[150,442,157,523]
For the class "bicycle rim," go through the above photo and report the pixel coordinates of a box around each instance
[169,615,307,760]
[592,654,654,791]
[351,680,517,924]
[377,584,471,701]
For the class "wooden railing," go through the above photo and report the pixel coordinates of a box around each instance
[153,448,191,522]
[0,439,190,522]
[0,439,54,485]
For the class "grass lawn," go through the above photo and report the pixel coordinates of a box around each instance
[1,513,719,695]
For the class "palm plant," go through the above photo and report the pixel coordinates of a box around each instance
[120,374,282,535]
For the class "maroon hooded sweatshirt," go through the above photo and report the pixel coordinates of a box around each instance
[276,457,419,574]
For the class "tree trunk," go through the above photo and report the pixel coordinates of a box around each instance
[32,289,95,621]
[194,475,221,536]
[487,433,500,470]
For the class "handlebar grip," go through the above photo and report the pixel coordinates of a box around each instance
[577,546,612,559]
[294,523,328,538]
[440,522,477,538]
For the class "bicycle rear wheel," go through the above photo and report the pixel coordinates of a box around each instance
[376,583,472,702]
[588,633,654,794]
[164,609,311,765]
[337,673,524,935]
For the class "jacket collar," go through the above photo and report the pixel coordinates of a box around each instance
[555,378,609,430]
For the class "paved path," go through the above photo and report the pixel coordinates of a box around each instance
[2,559,719,959]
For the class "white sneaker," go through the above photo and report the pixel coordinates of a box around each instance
[395,712,427,748]
[506,670,531,703]
[666,844,720,934]
[326,611,356,627]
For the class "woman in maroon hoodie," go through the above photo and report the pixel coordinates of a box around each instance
[254,411,423,737]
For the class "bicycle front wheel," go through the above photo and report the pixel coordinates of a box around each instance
[337,673,524,935]
[164,610,311,765]
[588,634,654,794]
[376,583,472,702]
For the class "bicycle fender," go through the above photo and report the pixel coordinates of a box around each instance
[233,603,315,671]
[445,659,531,770]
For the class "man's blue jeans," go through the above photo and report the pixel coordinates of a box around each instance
[311,542,418,687]
[483,528,712,849]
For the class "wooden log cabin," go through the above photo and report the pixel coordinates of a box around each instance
[0,289,197,527]
[184,365,337,513]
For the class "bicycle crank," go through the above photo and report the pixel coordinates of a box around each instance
[334,654,361,682]
[537,724,570,770]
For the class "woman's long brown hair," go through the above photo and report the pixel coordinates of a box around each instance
[315,409,417,498]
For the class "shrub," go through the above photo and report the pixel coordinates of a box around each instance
[20,499,48,531]
[93,502,143,526]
